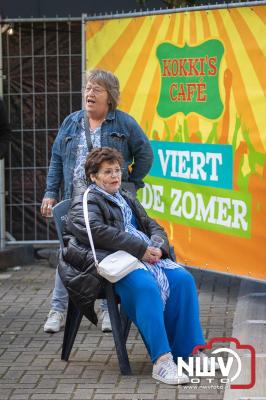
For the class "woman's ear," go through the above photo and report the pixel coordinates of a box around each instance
[90,173,96,182]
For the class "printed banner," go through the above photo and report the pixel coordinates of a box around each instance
[85,5,266,281]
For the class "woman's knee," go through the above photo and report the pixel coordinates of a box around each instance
[116,270,161,299]
[168,268,196,291]
[133,276,161,299]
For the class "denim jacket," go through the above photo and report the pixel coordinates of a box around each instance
[44,109,153,200]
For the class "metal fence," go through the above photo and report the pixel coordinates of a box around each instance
[1,1,263,246]
[1,19,82,244]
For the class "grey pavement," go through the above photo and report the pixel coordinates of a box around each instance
[0,259,264,400]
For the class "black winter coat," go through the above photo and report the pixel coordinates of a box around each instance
[58,187,171,324]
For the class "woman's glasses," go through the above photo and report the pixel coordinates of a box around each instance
[98,168,123,178]
[85,85,106,95]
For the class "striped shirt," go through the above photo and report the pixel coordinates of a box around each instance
[92,184,183,307]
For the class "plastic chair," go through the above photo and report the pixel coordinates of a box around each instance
[52,199,132,375]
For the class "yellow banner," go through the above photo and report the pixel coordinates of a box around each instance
[85,5,266,281]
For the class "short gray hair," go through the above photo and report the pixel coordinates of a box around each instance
[85,69,120,111]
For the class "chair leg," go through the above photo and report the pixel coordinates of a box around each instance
[105,283,131,375]
[120,307,132,342]
[61,298,83,361]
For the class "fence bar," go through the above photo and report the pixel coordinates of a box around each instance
[81,13,87,93]
[6,240,59,245]
[83,1,266,21]
[0,159,5,249]
[2,1,265,25]
[0,24,6,250]
[2,17,81,23]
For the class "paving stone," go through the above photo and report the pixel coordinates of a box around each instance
[94,395,113,400]
[31,395,71,399]
[3,369,25,380]
[115,395,154,400]
[0,390,13,399]
[20,374,40,384]
[137,383,156,393]
[36,378,58,389]
[15,354,36,363]
[0,365,8,375]
[99,374,119,384]
[55,383,76,393]
[64,364,84,376]
[156,388,178,399]
[73,388,94,399]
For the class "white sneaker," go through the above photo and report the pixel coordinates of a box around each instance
[194,351,220,370]
[152,354,189,385]
[44,309,65,333]
[101,310,112,333]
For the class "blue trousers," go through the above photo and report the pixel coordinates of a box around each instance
[114,267,205,363]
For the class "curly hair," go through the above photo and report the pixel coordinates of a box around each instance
[85,147,124,182]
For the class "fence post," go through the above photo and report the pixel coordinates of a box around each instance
[0,158,5,249]
[0,23,6,250]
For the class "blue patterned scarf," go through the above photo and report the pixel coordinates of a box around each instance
[91,184,182,306]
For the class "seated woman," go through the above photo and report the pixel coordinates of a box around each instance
[61,147,207,385]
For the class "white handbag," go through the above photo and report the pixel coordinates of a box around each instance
[83,187,142,283]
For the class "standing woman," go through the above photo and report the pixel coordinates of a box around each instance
[41,69,153,333]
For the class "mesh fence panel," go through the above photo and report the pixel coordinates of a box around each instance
[2,20,82,241]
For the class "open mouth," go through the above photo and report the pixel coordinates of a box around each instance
[87,99,96,104]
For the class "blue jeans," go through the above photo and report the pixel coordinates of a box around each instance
[51,267,69,312]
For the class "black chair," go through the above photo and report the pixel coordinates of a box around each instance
[52,200,132,375]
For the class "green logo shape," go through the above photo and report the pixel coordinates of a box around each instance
[156,40,224,119]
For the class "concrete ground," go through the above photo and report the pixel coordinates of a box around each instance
[0,260,265,400]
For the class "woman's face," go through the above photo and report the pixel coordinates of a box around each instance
[91,161,122,194]
[84,80,109,119]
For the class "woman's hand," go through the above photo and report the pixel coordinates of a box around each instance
[142,246,162,264]
[41,198,57,218]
